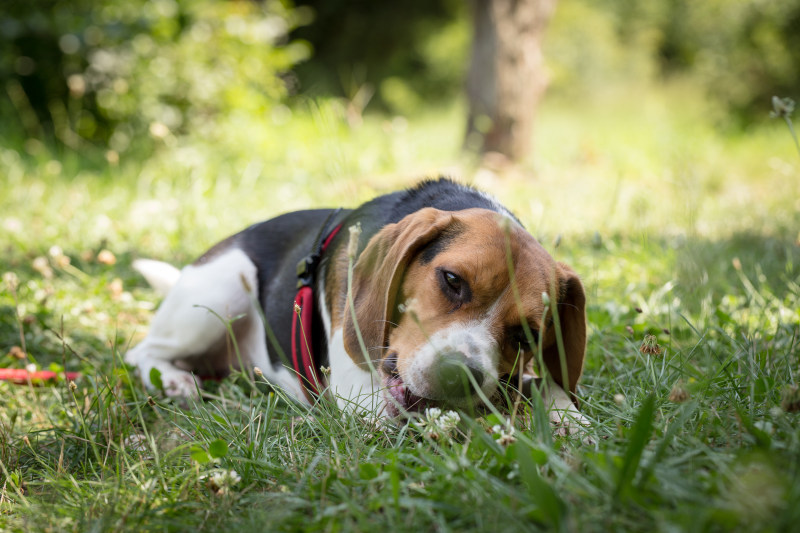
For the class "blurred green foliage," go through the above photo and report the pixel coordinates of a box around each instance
[0,0,310,152]
[547,0,800,124]
[290,0,800,123]
[604,0,800,122]
[290,0,468,115]
[1,0,798,155]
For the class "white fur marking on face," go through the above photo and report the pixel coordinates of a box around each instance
[404,320,499,400]
[326,328,381,414]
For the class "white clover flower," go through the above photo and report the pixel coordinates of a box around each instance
[48,245,64,259]
[2,272,19,291]
[32,257,53,278]
[437,410,461,431]
[422,407,442,423]
[492,419,517,446]
[416,408,461,440]
[211,469,241,487]
[204,469,241,495]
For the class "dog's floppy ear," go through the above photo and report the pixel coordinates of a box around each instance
[541,263,587,397]
[343,208,454,364]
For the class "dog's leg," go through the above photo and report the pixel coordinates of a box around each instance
[126,249,258,398]
[540,376,592,439]
[238,310,309,404]
[519,375,591,439]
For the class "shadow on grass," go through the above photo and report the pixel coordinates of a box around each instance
[675,230,800,311]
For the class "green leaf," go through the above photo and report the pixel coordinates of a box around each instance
[149,367,163,391]
[388,453,400,509]
[528,382,553,448]
[358,463,379,481]
[735,407,772,449]
[190,445,211,464]
[208,439,229,459]
[614,394,656,501]
[485,413,504,428]
[637,400,698,488]
[509,441,547,466]
[517,445,565,529]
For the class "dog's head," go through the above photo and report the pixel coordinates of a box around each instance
[342,207,586,417]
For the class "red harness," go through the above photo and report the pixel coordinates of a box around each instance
[291,217,342,403]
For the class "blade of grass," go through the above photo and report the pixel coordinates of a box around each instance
[614,393,656,502]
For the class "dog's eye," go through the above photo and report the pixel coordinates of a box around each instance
[511,327,539,349]
[436,268,471,307]
[443,270,462,292]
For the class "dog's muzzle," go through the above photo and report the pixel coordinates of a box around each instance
[431,351,485,399]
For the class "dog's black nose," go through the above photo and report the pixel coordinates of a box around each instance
[434,351,484,398]
[381,352,399,375]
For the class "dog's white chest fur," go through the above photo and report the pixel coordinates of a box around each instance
[325,328,381,413]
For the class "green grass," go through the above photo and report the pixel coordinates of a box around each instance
[1,87,799,532]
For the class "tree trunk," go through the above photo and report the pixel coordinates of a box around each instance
[465,0,558,161]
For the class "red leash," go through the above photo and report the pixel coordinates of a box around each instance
[0,368,80,384]
[291,217,343,403]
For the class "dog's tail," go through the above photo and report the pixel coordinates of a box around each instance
[132,259,182,295]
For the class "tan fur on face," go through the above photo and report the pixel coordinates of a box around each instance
[390,211,553,379]
[341,207,587,401]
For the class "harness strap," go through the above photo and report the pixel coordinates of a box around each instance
[291,212,343,403]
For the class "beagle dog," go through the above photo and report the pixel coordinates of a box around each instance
[126,179,588,431]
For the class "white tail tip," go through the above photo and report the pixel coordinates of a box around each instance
[132,259,181,295]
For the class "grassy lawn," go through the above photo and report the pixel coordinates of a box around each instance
[1,88,799,531]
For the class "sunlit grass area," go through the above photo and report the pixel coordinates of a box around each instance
[2,83,799,531]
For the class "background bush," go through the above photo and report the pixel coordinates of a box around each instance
[0,0,310,154]
[289,0,800,123]
[290,0,468,115]
[599,0,800,123]
[2,0,799,156]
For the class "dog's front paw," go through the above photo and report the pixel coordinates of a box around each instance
[550,407,595,444]
[160,370,202,399]
[138,360,202,400]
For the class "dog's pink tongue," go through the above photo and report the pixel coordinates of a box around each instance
[386,375,406,405]
[384,374,431,417]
